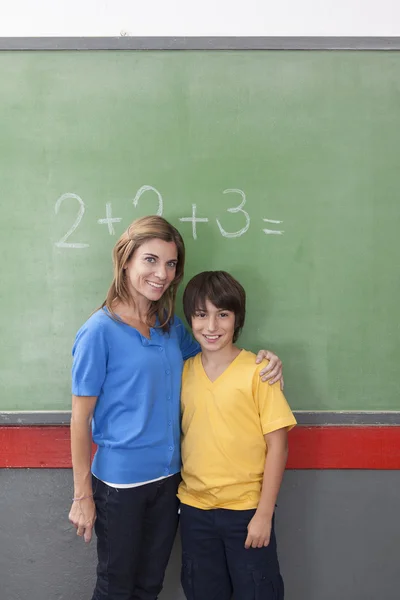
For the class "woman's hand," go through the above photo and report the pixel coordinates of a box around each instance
[244,511,272,549]
[255,350,284,389]
[69,496,96,543]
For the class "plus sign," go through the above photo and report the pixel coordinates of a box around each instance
[179,204,209,240]
[97,203,122,235]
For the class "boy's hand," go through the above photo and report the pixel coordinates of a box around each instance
[244,511,272,549]
[255,350,284,389]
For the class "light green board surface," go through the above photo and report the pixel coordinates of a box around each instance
[1,50,399,411]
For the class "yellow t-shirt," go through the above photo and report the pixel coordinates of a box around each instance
[177,349,297,510]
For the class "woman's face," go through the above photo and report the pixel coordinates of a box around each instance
[125,238,179,304]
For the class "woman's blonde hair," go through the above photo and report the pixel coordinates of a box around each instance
[101,215,185,332]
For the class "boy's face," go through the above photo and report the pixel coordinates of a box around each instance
[191,298,236,352]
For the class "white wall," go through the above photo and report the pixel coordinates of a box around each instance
[0,0,399,37]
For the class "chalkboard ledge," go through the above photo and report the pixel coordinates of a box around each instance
[1,411,400,426]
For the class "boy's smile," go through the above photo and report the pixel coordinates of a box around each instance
[191,299,236,352]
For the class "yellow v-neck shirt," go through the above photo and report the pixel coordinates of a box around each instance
[178,349,296,510]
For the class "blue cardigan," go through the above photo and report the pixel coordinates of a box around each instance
[72,309,200,484]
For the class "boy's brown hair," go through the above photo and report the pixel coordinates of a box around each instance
[183,271,246,342]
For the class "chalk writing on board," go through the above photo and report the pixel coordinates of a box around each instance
[54,193,89,249]
[216,189,250,238]
[132,185,163,217]
[179,204,209,240]
[98,203,122,235]
[262,218,284,235]
[54,185,284,248]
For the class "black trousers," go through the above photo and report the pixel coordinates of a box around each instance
[91,474,180,600]
[180,504,284,600]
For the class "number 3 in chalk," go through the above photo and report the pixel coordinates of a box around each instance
[216,189,250,238]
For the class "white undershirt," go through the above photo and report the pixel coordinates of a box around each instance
[99,473,174,489]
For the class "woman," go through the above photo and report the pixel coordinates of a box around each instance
[69,215,283,600]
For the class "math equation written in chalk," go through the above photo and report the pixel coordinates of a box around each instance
[53,185,285,249]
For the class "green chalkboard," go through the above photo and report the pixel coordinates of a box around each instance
[0,50,399,411]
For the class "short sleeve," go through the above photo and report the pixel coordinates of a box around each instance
[174,316,200,361]
[72,318,108,397]
[252,361,297,435]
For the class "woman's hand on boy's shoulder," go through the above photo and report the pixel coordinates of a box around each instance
[255,350,284,389]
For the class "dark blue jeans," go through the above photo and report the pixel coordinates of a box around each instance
[180,504,284,600]
[91,474,180,600]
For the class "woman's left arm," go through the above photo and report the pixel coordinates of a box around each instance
[255,350,284,388]
[175,316,201,360]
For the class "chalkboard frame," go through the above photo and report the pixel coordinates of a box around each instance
[1,38,399,424]
[0,37,400,50]
[1,412,400,426]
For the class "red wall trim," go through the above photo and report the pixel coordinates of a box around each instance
[0,426,399,469]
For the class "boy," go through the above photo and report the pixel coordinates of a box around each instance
[178,271,296,600]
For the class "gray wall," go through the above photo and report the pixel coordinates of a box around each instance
[1,469,399,600]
